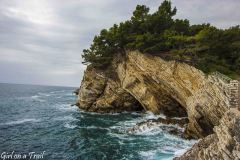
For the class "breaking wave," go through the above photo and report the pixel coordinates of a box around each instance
[2,118,40,125]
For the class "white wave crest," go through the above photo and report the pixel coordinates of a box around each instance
[77,126,111,131]
[131,125,163,136]
[143,111,166,119]
[49,90,65,94]
[110,112,169,134]
[64,123,77,129]
[56,104,78,112]
[139,150,157,160]
[174,148,190,157]
[17,94,45,102]
[38,92,50,97]
[30,95,45,102]
[4,118,40,125]
[31,95,40,99]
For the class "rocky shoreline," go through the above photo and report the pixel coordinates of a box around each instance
[174,109,240,160]
[76,51,240,159]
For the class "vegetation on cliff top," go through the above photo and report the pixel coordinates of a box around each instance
[82,0,240,77]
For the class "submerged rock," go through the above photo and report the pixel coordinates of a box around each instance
[127,117,189,137]
[73,88,80,95]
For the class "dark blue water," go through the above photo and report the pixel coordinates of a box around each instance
[0,83,195,160]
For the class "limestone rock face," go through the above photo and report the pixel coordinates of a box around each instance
[77,51,230,138]
[77,67,107,110]
[77,66,142,112]
[175,109,240,160]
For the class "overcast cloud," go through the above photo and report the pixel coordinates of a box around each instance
[0,0,239,87]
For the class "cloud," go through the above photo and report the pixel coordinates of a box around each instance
[0,0,239,87]
[172,0,240,28]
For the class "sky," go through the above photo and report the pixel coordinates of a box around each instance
[0,0,239,87]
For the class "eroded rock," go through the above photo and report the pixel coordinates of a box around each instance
[174,109,240,160]
[77,66,143,113]
[77,51,230,139]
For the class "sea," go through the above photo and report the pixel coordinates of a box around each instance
[0,83,196,160]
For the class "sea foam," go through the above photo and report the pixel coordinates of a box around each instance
[3,118,40,125]
[64,123,77,129]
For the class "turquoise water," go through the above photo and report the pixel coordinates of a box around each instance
[0,83,195,160]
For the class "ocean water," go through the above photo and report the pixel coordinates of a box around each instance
[0,83,195,160]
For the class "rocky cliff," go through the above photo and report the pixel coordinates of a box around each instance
[174,108,240,160]
[77,51,230,139]
[77,51,240,159]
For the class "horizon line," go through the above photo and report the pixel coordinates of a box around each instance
[0,82,78,88]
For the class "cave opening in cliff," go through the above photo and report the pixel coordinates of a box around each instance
[133,100,145,111]
[160,98,188,118]
[121,93,145,112]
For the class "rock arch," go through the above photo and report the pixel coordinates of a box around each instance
[78,51,230,138]
[117,51,229,138]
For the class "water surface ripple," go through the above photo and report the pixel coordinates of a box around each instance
[0,83,195,160]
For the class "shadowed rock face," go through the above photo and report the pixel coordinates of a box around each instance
[77,51,229,139]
